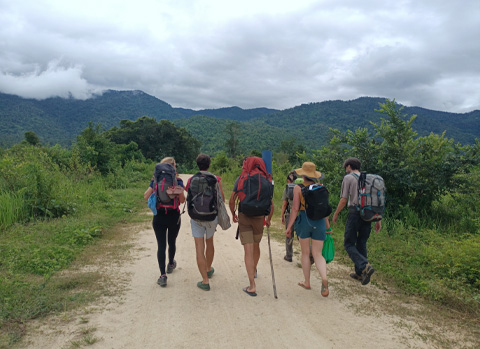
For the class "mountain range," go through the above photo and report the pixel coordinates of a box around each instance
[1,90,479,153]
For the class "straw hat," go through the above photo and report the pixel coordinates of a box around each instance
[295,162,323,180]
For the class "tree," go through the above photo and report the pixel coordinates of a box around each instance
[225,121,241,157]
[278,137,306,166]
[24,131,40,146]
[106,117,200,167]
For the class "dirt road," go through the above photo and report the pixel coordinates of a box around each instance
[20,176,474,349]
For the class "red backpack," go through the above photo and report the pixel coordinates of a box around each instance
[236,157,273,216]
[154,163,179,212]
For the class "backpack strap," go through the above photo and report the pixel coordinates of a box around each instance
[298,183,306,211]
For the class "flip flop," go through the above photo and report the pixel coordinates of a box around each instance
[243,287,257,297]
[298,282,311,290]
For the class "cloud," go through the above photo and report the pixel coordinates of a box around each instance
[0,0,479,112]
[0,60,100,99]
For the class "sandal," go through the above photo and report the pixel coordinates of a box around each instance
[207,267,215,278]
[243,286,257,297]
[321,280,329,297]
[197,281,210,291]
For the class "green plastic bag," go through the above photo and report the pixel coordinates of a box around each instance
[322,234,335,264]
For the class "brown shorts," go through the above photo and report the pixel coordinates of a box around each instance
[238,212,264,245]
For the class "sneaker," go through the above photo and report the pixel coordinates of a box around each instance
[157,274,167,287]
[284,255,292,262]
[349,273,362,281]
[207,267,215,278]
[361,264,375,285]
[167,260,177,274]
[197,281,210,291]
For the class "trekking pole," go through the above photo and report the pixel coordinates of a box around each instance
[266,225,278,299]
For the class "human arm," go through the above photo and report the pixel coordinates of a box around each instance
[325,217,332,233]
[144,179,154,201]
[178,190,185,204]
[280,200,287,224]
[332,198,347,224]
[144,187,153,201]
[218,179,225,201]
[374,220,381,233]
[265,200,274,227]
[229,191,239,223]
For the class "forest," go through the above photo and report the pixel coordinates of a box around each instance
[2,91,480,151]
[1,98,479,345]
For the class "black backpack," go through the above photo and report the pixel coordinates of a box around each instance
[236,157,273,217]
[238,173,273,217]
[301,184,332,220]
[154,163,179,210]
[187,172,218,221]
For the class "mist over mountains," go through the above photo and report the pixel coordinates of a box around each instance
[1,90,479,153]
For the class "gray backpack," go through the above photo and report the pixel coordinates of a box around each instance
[187,172,218,221]
[353,172,386,222]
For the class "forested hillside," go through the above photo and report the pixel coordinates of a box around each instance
[1,91,479,151]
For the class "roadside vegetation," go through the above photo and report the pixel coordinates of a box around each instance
[1,99,479,346]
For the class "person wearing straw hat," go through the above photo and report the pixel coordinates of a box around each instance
[284,162,331,297]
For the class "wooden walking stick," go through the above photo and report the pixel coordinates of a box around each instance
[262,150,277,299]
[267,225,278,299]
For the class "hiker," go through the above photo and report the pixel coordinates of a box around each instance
[185,154,226,291]
[332,157,382,285]
[285,162,331,297]
[281,171,297,262]
[144,157,185,287]
[229,156,274,297]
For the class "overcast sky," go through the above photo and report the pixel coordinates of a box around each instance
[1,0,479,112]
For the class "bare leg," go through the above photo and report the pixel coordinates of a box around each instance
[253,242,260,271]
[299,238,312,288]
[311,239,327,282]
[194,237,208,284]
[205,236,215,273]
[244,243,256,292]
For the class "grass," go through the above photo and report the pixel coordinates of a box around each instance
[0,180,150,347]
[267,181,480,320]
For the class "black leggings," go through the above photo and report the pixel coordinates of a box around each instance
[152,211,181,275]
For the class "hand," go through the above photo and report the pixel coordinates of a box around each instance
[285,228,291,238]
[232,213,238,223]
[332,213,338,224]
[281,215,285,224]
[265,218,271,227]
[374,220,382,233]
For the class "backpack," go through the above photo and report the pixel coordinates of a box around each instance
[353,172,386,222]
[154,163,179,211]
[286,183,296,201]
[187,172,218,221]
[301,184,332,220]
[237,157,273,217]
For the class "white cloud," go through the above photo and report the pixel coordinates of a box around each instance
[0,0,479,112]
[0,60,100,99]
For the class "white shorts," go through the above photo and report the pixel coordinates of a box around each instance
[191,218,218,239]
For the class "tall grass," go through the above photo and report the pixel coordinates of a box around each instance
[0,143,152,346]
[0,191,26,229]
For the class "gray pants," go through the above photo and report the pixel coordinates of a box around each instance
[285,213,294,258]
